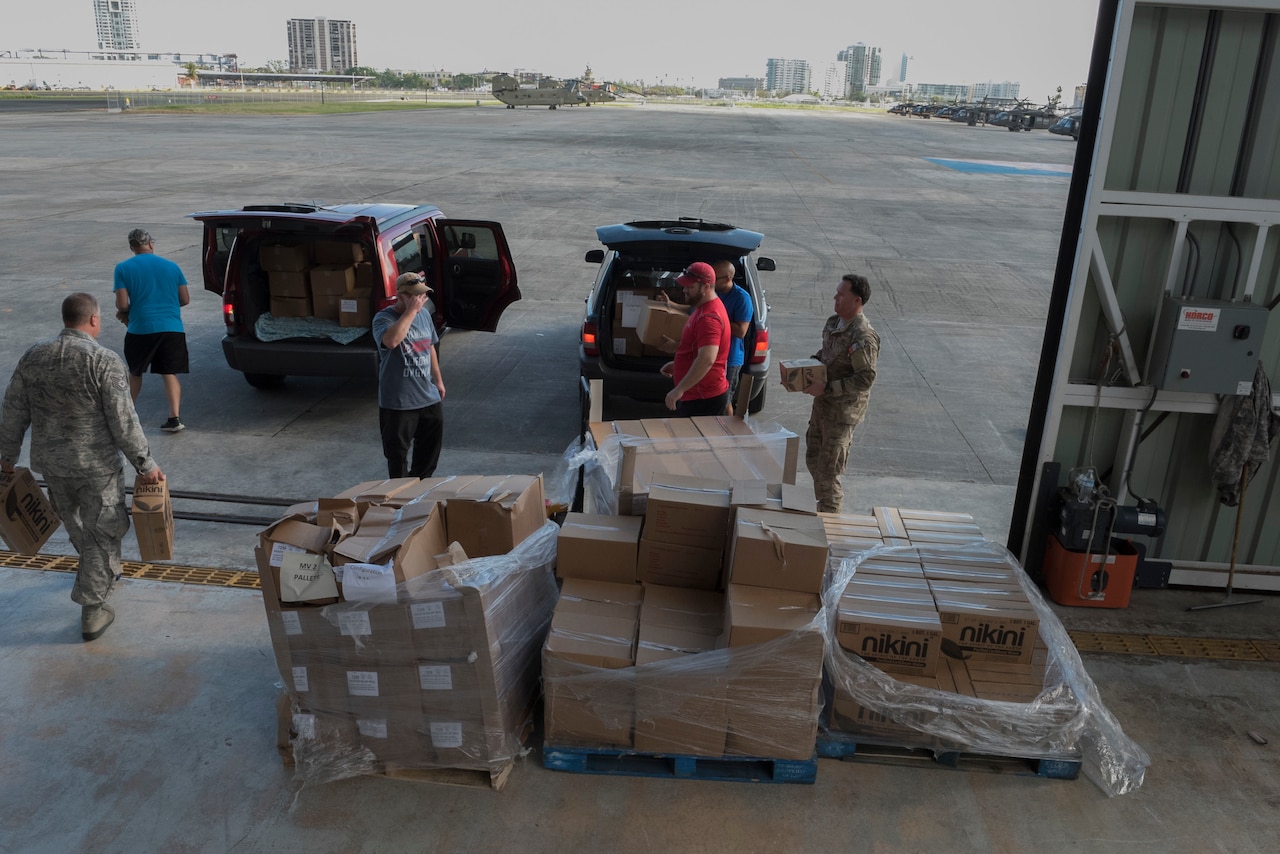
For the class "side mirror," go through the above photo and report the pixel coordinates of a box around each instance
[585,249,604,264]
[756,257,776,272]
[458,232,477,250]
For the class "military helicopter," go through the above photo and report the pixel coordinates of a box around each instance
[491,72,619,109]
[987,98,1062,131]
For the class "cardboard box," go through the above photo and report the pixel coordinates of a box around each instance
[723,630,824,759]
[270,295,312,318]
[259,243,310,272]
[339,288,372,329]
[634,626,728,756]
[730,481,816,515]
[268,270,310,298]
[259,516,339,607]
[830,673,940,747]
[556,513,642,584]
[557,578,644,621]
[330,501,448,597]
[726,508,829,594]
[643,475,732,550]
[779,358,826,392]
[635,300,687,352]
[933,591,1040,664]
[542,609,638,748]
[639,585,724,636]
[636,537,723,590]
[836,599,942,677]
[312,293,344,322]
[724,584,821,647]
[0,467,61,553]
[131,476,174,561]
[309,264,356,296]
[313,241,366,265]
[443,475,545,558]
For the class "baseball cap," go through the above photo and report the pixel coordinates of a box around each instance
[396,272,432,295]
[675,262,715,287]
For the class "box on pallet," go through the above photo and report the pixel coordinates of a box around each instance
[442,475,545,558]
[556,513,642,584]
[131,476,174,561]
[836,597,942,677]
[726,508,828,593]
[0,467,61,554]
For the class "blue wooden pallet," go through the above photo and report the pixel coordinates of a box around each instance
[542,744,818,784]
[817,730,1081,780]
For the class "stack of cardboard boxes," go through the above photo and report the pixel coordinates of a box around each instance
[262,474,557,779]
[830,550,1051,748]
[544,474,827,760]
[260,240,375,328]
[609,275,685,358]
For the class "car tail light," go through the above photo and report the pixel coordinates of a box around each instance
[581,320,599,356]
[222,301,236,332]
[748,328,769,364]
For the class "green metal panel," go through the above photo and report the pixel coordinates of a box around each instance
[1187,14,1265,196]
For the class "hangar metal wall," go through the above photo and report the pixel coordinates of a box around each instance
[1015,0,1280,588]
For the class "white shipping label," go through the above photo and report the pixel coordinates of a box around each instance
[346,670,380,697]
[269,541,305,568]
[429,721,464,749]
[418,664,453,691]
[293,713,316,740]
[620,293,646,328]
[278,551,338,602]
[357,718,389,739]
[1237,381,1254,396]
[411,601,447,629]
[341,561,397,604]
[292,666,310,693]
[613,337,628,355]
[280,611,303,636]
[1177,307,1219,332]
[337,611,372,638]
[340,298,358,313]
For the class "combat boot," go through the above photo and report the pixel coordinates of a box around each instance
[82,604,115,641]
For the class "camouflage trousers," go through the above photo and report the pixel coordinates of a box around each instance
[44,470,130,608]
[805,400,865,514]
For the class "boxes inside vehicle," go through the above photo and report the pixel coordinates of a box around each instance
[264,478,560,784]
[259,243,310,272]
[635,301,686,353]
[339,288,373,328]
[131,475,174,561]
[0,466,61,554]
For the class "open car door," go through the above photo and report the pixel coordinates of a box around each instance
[434,220,520,332]
[194,219,242,296]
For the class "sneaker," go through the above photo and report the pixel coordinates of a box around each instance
[82,604,116,641]
[161,417,185,433]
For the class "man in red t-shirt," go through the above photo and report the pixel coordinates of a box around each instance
[660,261,730,416]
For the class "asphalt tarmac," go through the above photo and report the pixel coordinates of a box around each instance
[2,103,1275,853]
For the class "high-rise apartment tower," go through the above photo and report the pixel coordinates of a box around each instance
[286,18,358,72]
[94,0,140,51]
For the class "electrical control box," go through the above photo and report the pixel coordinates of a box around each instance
[1148,297,1269,394]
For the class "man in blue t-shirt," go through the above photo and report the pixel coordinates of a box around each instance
[711,260,754,411]
[373,273,446,478]
[113,228,190,433]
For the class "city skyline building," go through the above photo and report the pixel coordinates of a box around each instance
[837,43,881,97]
[94,0,140,51]
[286,17,358,73]
[971,80,1021,101]
[900,52,909,83]
[765,58,810,95]
[812,60,848,100]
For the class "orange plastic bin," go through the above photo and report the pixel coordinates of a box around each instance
[1043,535,1138,608]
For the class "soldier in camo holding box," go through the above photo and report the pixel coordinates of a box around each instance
[0,293,165,641]
[797,274,880,513]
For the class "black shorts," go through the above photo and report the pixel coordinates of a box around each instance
[124,332,189,376]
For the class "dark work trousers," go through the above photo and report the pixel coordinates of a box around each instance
[675,392,730,417]
[379,403,444,478]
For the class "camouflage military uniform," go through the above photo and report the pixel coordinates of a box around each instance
[0,329,157,607]
[805,313,880,513]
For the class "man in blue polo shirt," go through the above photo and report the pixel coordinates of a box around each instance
[711,260,755,411]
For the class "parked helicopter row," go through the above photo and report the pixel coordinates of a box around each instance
[490,73,621,109]
[888,99,1080,139]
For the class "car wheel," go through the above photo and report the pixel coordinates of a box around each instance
[244,372,286,390]
[747,380,767,414]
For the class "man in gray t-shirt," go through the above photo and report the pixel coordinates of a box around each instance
[372,273,445,478]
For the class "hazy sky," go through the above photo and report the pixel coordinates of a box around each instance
[8,0,1097,100]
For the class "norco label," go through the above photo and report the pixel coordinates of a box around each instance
[429,721,464,749]
[411,601,447,629]
[1177,308,1219,332]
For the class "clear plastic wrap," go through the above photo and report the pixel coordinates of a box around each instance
[272,519,560,789]
[549,418,799,516]
[824,542,1151,796]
